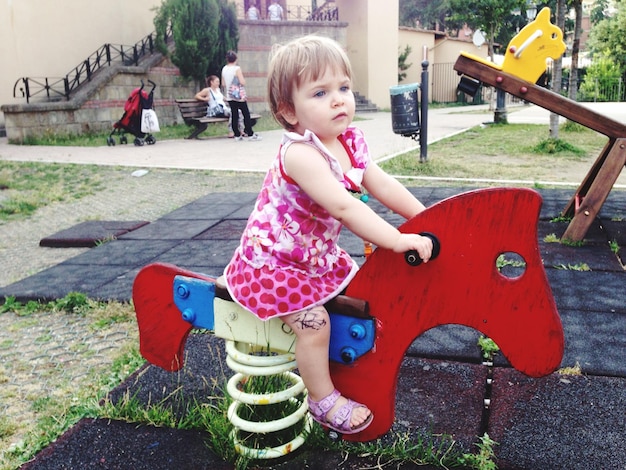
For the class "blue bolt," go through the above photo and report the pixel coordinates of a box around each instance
[182,308,195,323]
[340,347,357,364]
[177,283,190,299]
[349,323,367,340]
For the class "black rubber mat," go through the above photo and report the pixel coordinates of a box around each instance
[39,220,149,248]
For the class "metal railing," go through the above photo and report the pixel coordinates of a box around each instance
[306,2,338,21]
[12,29,172,103]
[284,1,339,21]
[238,2,338,21]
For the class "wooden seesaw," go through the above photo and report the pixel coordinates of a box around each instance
[133,187,564,444]
[454,7,626,242]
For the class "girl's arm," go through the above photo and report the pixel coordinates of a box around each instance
[285,144,433,260]
[362,162,426,220]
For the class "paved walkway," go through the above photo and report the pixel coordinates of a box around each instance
[2,104,625,469]
[0,108,477,171]
[3,102,625,184]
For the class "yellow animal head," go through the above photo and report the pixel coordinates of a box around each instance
[501,7,566,83]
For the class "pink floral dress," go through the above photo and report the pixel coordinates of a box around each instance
[224,127,371,320]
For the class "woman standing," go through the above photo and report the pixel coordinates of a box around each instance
[221,50,261,141]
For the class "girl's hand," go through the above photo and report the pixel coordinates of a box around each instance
[393,233,433,263]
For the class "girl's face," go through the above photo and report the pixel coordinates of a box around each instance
[285,68,355,144]
[210,77,220,88]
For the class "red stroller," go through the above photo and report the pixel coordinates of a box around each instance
[107,80,157,146]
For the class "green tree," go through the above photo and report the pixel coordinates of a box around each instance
[399,0,450,30]
[587,2,626,77]
[590,0,609,25]
[213,0,240,76]
[154,0,238,83]
[447,0,524,123]
[398,45,412,82]
[447,0,525,58]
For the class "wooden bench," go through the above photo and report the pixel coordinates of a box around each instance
[175,98,261,139]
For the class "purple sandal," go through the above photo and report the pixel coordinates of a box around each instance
[307,389,373,434]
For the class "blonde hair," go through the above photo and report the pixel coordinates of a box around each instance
[267,35,353,130]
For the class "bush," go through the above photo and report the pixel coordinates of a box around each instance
[578,53,624,102]
[154,0,238,82]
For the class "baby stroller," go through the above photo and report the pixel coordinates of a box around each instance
[107,79,157,146]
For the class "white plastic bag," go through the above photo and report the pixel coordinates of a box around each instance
[141,108,160,133]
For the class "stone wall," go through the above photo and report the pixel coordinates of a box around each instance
[236,20,348,109]
[1,54,197,143]
[1,21,347,144]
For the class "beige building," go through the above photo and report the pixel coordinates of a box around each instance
[0,0,487,133]
[1,1,161,108]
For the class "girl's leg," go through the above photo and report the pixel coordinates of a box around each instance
[281,306,371,429]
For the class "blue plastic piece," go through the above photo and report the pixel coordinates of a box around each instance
[328,313,375,364]
[172,275,373,361]
[173,275,216,330]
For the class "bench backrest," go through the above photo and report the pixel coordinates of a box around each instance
[175,99,208,120]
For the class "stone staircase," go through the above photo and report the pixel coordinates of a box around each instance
[354,92,379,112]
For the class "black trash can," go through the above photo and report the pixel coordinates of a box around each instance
[390,83,420,136]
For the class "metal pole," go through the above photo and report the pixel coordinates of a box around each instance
[495,88,508,124]
[420,46,429,163]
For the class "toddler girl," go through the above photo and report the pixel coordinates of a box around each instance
[224,35,433,435]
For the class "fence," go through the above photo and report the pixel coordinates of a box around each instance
[431,62,626,105]
[576,77,625,102]
[431,62,522,106]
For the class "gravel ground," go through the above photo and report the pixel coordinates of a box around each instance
[0,168,265,287]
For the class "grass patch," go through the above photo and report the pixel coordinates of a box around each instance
[554,262,591,271]
[380,122,606,185]
[459,433,498,470]
[2,293,106,317]
[533,138,585,155]
[96,379,475,469]
[544,233,561,243]
[558,362,583,376]
[609,239,620,255]
[0,295,141,469]
[0,161,107,222]
[478,336,500,360]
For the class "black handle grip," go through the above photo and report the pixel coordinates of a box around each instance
[404,232,440,266]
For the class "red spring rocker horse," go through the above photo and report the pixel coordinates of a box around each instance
[133,187,564,442]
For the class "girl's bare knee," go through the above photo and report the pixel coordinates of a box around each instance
[282,306,330,339]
